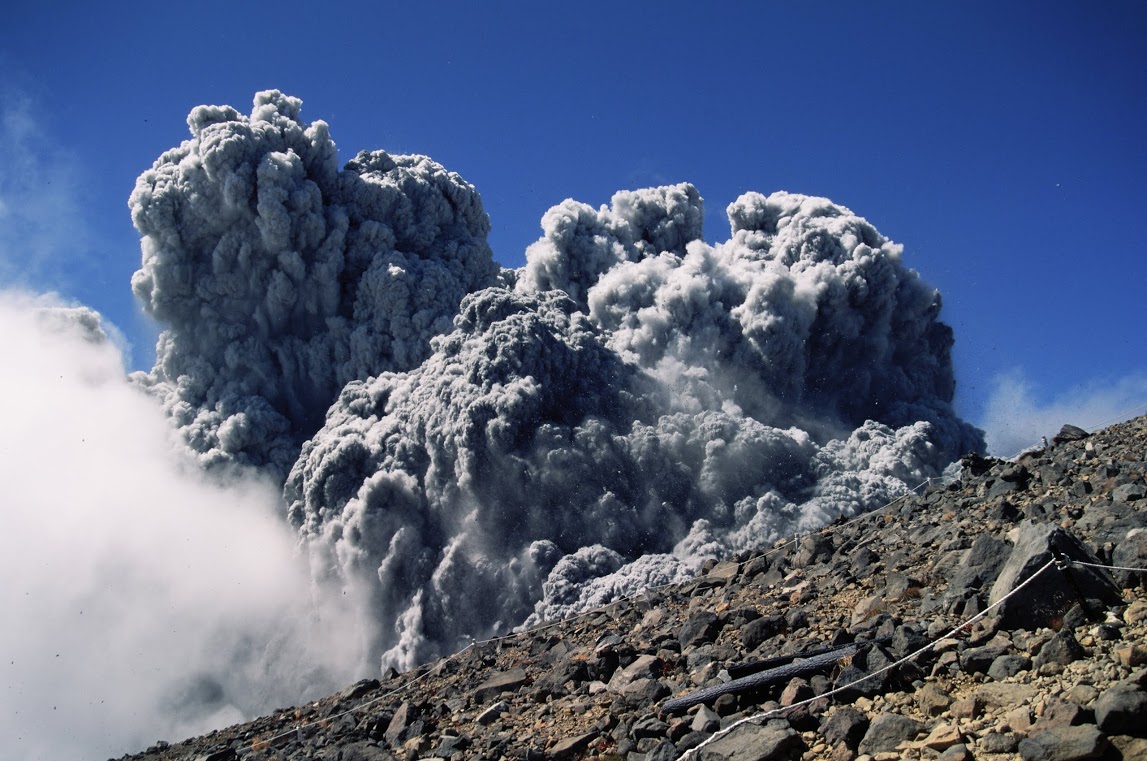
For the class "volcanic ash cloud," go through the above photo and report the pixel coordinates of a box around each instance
[133,92,983,672]
[286,187,984,668]
[129,90,501,476]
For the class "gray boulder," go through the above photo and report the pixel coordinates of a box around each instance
[1094,683,1147,737]
[1018,725,1108,761]
[819,706,868,749]
[1112,530,1147,588]
[857,713,924,754]
[698,722,804,761]
[989,522,1121,630]
[1053,424,1090,444]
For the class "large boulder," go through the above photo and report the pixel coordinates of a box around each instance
[989,522,1121,630]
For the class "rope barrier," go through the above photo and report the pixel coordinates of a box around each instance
[1070,559,1147,574]
[679,558,1060,759]
[679,554,1147,759]
[1087,400,1147,433]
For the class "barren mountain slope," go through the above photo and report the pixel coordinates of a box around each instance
[118,414,1147,761]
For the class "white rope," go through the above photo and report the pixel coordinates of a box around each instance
[678,558,1059,760]
[1071,559,1147,574]
[1087,401,1147,433]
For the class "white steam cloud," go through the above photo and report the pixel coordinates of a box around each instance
[0,293,371,761]
[981,368,1147,456]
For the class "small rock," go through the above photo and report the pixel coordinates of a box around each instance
[938,743,973,761]
[436,733,471,754]
[1112,532,1147,587]
[698,722,804,761]
[1113,482,1145,502]
[1094,683,1147,737]
[401,735,431,757]
[1116,645,1147,667]
[921,722,963,750]
[1053,424,1090,444]
[780,677,815,707]
[960,633,1014,674]
[336,742,396,761]
[707,560,742,582]
[915,683,952,716]
[476,701,508,726]
[1031,700,1093,732]
[884,573,922,601]
[676,731,711,754]
[1018,725,1108,761]
[691,704,721,734]
[609,654,664,689]
[679,612,723,648]
[950,696,981,719]
[828,742,856,761]
[979,732,1020,753]
[337,679,380,702]
[633,715,670,739]
[622,677,671,704]
[857,714,924,755]
[1110,735,1147,760]
[741,615,784,652]
[1067,684,1099,705]
[473,668,529,703]
[384,701,413,744]
[851,595,885,627]
[1006,705,1034,732]
[819,707,869,749]
[988,653,1032,679]
[973,682,1037,709]
[1033,630,1086,669]
[793,534,834,568]
[713,693,739,717]
[1124,600,1147,624]
[194,750,237,761]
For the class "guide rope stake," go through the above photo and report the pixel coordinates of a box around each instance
[1052,549,1099,623]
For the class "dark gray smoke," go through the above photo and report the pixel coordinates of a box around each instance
[133,92,982,672]
[129,90,500,475]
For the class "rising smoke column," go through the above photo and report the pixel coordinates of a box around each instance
[287,183,983,669]
[129,91,500,475]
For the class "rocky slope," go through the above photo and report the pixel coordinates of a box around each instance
[117,414,1147,761]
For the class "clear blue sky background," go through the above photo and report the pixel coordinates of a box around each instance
[1,0,1145,452]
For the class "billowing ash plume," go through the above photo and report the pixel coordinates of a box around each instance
[133,92,982,673]
[129,90,500,475]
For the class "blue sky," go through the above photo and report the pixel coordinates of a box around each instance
[1,0,1145,452]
